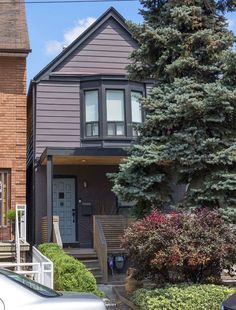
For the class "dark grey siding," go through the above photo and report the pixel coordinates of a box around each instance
[27,91,33,166]
[55,18,138,75]
[35,166,47,244]
[35,82,80,158]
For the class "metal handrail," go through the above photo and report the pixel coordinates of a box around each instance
[14,205,27,270]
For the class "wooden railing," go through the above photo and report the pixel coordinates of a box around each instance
[41,216,62,248]
[52,216,62,248]
[93,216,108,283]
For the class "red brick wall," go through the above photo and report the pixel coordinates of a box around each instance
[0,56,27,240]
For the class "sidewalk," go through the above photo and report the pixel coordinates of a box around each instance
[99,284,131,310]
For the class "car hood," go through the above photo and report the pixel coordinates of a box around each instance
[59,292,100,301]
[223,293,236,309]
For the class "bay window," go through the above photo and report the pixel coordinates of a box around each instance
[131,91,142,136]
[85,90,99,137]
[106,90,125,136]
[82,79,145,141]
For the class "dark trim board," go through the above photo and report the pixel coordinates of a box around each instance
[46,155,53,242]
[39,147,128,165]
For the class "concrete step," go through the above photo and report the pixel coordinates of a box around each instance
[64,248,97,259]
[80,259,100,267]
[65,248,104,284]
[0,252,15,259]
[94,274,103,284]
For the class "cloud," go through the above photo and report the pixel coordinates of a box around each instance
[44,17,96,56]
[227,18,236,33]
[45,40,63,55]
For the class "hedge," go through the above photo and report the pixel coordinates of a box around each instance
[132,284,236,310]
[38,243,103,297]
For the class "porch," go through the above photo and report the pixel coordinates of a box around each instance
[0,205,30,263]
[41,215,133,283]
[34,147,128,246]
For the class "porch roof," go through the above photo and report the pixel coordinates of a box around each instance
[39,147,128,166]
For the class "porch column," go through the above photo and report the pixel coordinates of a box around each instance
[46,155,53,242]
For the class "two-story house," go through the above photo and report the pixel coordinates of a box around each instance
[27,8,151,251]
[0,0,30,241]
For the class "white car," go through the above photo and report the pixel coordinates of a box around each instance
[221,292,236,310]
[0,268,106,310]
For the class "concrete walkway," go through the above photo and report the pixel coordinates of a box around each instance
[99,284,131,310]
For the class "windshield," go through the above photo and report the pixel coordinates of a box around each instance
[0,268,60,298]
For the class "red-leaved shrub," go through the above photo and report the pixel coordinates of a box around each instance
[122,209,236,284]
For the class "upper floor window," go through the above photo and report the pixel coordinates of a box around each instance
[131,91,142,136]
[81,79,145,140]
[106,90,125,136]
[85,90,99,137]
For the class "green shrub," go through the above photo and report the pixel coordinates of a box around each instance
[38,243,103,297]
[132,284,236,310]
[7,209,16,221]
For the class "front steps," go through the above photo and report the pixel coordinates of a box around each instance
[0,242,30,262]
[64,248,103,283]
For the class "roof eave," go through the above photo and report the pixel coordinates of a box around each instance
[33,7,136,83]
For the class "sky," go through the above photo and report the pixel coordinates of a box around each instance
[25,1,236,86]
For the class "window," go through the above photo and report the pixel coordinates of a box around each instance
[81,80,145,141]
[0,170,10,226]
[106,90,125,136]
[0,268,61,297]
[131,91,142,136]
[85,90,99,137]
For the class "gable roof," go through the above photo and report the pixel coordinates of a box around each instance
[33,7,137,82]
[0,0,30,53]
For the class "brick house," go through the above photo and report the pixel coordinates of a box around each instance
[0,0,30,241]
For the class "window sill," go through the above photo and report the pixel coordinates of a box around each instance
[81,136,135,141]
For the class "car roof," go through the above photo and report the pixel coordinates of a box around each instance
[223,292,236,307]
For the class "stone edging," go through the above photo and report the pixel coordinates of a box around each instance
[112,286,139,310]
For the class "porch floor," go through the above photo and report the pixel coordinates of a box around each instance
[64,248,97,258]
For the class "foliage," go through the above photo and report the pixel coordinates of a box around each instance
[7,209,16,221]
[110,0,236,218]
[219,207,236,224]
[38,243,103,297]
[121,209,236,284]
[132,284,236,310]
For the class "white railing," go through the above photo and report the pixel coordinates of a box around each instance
[15,205,27,268]
[16,204,27,242]
[32,246,54,289]
[0,247,54,289]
